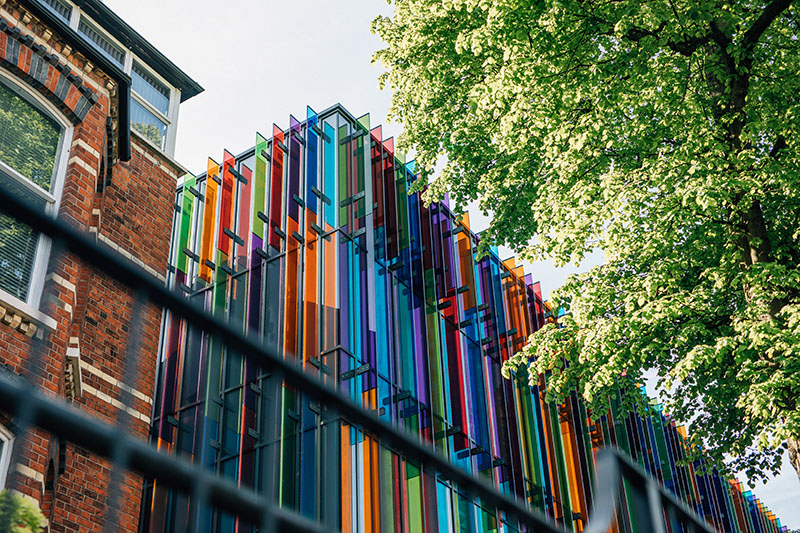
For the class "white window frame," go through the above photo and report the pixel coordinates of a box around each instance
[76,14,126,70]
[0,69,73,310]
[0,424,13,489]
[129,58,180,155]
[41,0,73,25]
[59,2,182,156]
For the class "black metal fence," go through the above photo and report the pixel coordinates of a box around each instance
[0,187,714,532]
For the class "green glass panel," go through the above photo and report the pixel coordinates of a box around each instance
[395,163,410,250]
[355,133,366,219]
[356,113,370,132]
[406,462,423,533]
[253,133,268,237]
[175,173,196,274]
[379,448,395,533]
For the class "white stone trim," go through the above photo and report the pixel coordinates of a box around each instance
[71,138,101,160]
[67,155,98,177]
[45,273,76,294]
[0,287,57,331]
[96,233,166,282]
[79,360,152,406]
[10,463,44,484]
[0,5,110,96]
[81,383,151,424]
[65,339,83,399]
[42,293,72,317]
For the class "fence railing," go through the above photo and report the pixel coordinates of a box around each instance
[0,187,714,532]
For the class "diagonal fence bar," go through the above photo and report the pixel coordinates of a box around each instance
[0,169,561,532]
[584,449,716,533]
[0,373,327,531]
[0,187,716,533]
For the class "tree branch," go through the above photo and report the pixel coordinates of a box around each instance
[743,0,795,50]
[769,135,787,159]
[626,22,708,56]
[709,20,736,75]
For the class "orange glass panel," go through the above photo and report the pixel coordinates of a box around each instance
[303,209,318,365]
[198,158,220,282]
[217,150,236,260]
[269,124,285,251]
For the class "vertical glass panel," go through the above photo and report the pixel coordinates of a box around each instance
[175,173,196,276]
[253,133,269,239]
[269,124,285,251]
[323,122,336,229]
[218,150,236,259]
[235,165,253,267]
[198,159,220,283]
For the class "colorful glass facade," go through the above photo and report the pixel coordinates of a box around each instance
[144,104,786,533]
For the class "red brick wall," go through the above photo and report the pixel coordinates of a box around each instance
[0,3,181,531]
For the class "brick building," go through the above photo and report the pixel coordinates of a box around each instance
[0,0,201,531]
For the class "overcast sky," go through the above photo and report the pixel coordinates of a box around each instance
[102,0,798,526]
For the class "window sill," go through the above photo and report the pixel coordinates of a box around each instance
[0,288,57,337]
[130,128,190,176]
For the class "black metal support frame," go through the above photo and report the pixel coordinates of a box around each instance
[584,449,715,533]
[0,187,714,533]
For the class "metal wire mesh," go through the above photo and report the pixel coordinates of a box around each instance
[0,186,714,532]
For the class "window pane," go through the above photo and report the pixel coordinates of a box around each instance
[41,0,72,22]
[0,81,61,192]
[131,99,168,150]
[0,169,46,301]
[78,18,125,68]
[132,63,170,116]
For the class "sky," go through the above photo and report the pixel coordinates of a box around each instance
[102,0,798,527]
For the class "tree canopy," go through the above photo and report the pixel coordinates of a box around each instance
[0,490,47,533]
[373,0,800,481]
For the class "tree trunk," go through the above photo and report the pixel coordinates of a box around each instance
[788,437,800,483]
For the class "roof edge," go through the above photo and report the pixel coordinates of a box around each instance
[24,0,131,161]
[72,0,203,102]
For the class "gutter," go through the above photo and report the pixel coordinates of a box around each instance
[22,0,131,161]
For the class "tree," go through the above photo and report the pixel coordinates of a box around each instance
[0,490,46,532]
[373,0,800,481]
[132,122,165,150]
